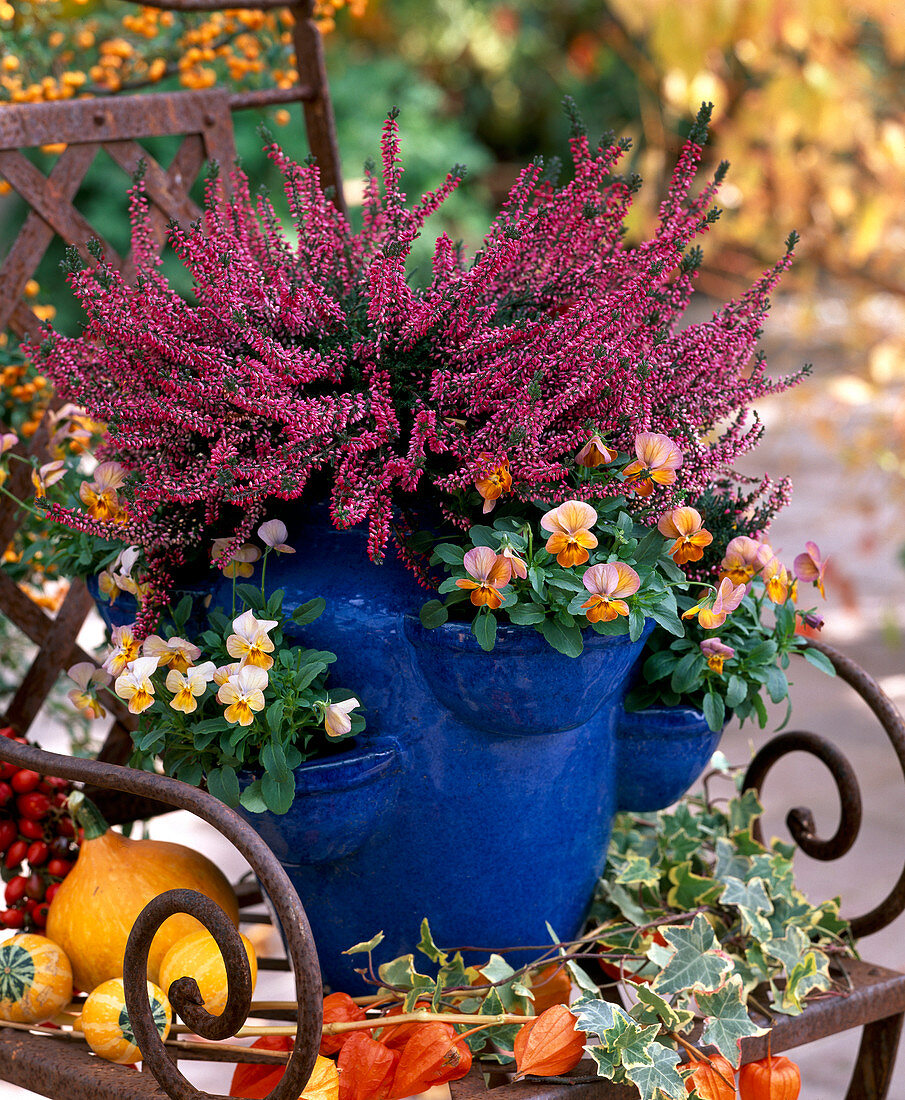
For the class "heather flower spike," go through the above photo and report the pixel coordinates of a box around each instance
[700,638,735,674]
[322,696,361,738]
[622,433,682,497]
[581,562,640,622]
[657,506,713,565]
[455,546,512,609]
[794,541,827,598]
[540,501,598,567]
[258,519,295,554]
[575,435,616,468]
[217,664,268,726]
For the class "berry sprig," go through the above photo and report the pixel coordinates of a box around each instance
[0,728,78,931]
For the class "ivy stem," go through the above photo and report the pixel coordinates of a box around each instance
[667,1030,736,1090]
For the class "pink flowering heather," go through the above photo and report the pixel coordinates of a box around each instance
[31,102,804,627]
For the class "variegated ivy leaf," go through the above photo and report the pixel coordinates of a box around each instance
[615,855,661,889]
[622,1041,687,1100]
[417,918,447,964]
[777,950,832,1014]
[719,875,773,915]
[713,836,751,884]
[628,983,695,1032]
[602,882,652,926]
[728,789,764,833]
[343,931,385,955]
[666,862,723,910]
[762,926,811,974]
[651,915,733,996]
[377,953,435,1004]
[572,995,633,1040]
[695,974,767,1065]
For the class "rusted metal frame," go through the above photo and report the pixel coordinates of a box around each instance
[0,150,122,267]
[845,1013,904,1100]
[103,137,204,225]
[229,85,316,109]
[0,90,235,150]
[0,735,322,1100]
[0,142,101,332]
[4,580,96,731]
[743,637,905,938]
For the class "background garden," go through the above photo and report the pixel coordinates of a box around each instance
[2,2,905,1096]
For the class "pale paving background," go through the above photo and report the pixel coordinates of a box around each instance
[3,295,905,1097]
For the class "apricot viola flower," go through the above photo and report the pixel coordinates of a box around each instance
[217,664,268,726]
[684,577,747,629]
[657,506,713,565]
[322,696,361,738]
[102,624,141,676]
[0,432,17,456]
[78,461,126,522]
[575,435,616,468]
[143,634,201,674]
[762,557,795,604]
[226,609,278,669]
[258,519,295,554]
[622,433,682,497]
[794,541,827,598]
[475,458,512,515]
[581,562,640,622]
[31,459,65,497]
[113,656,158,715]
[700,638,735,674]
[720,536,773,586]
[455,546,512,608]
[166,662,216,714]
[499,544,528,579]
[540,500,598,567]
[67,662,112,720]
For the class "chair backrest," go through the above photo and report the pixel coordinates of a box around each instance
[0,3,344,815]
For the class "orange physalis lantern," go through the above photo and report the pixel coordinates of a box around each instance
[526,963,573,1015]
[388,1021,472,1098]
[229,1037,339,1100]
[513,1004,587,1078]
[375,1000,433,1050]
[320,991,368,1055]
[337,1031,398,1100]
[684,1052,736,1100]
[738,1054,801,1100]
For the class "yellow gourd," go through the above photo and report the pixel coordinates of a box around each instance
[0,934,73,1023]
[46,792,239,990]
[159,929,257,1017]
[81,978,172,1064]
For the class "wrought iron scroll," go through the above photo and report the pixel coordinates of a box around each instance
[0,736,323,1100]
[743,637,905,939]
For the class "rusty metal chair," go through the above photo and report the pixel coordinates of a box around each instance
[0,7,905,1100]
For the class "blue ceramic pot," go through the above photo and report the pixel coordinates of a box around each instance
[225,517,720,992]
[88,517,722,992]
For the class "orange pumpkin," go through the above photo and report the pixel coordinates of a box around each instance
[738,1055,801,1100]
[684,1052,736,1100]
[45,792,239,990]
[158,929,257,1017]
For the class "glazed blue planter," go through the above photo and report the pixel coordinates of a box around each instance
[90,518,722,992]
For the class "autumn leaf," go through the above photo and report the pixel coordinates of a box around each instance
[513,1004,587,1078]
[337,1032,398,1100]
[321,992,368,1055]
[230,1037,339,1100]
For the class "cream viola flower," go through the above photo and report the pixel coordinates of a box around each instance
[143,634,202,674]
[212,538,261,578]
[67,662,112,720]
[102,624,141,676]
[0,432,18,456]
[217,665,268,726]
[323,697,360,738]
[213,662,241,686]
[166,662,216,714]
[226,609,278,669]
[114,656,158,715]
[258,519,295,553]
[31,459,65,497]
